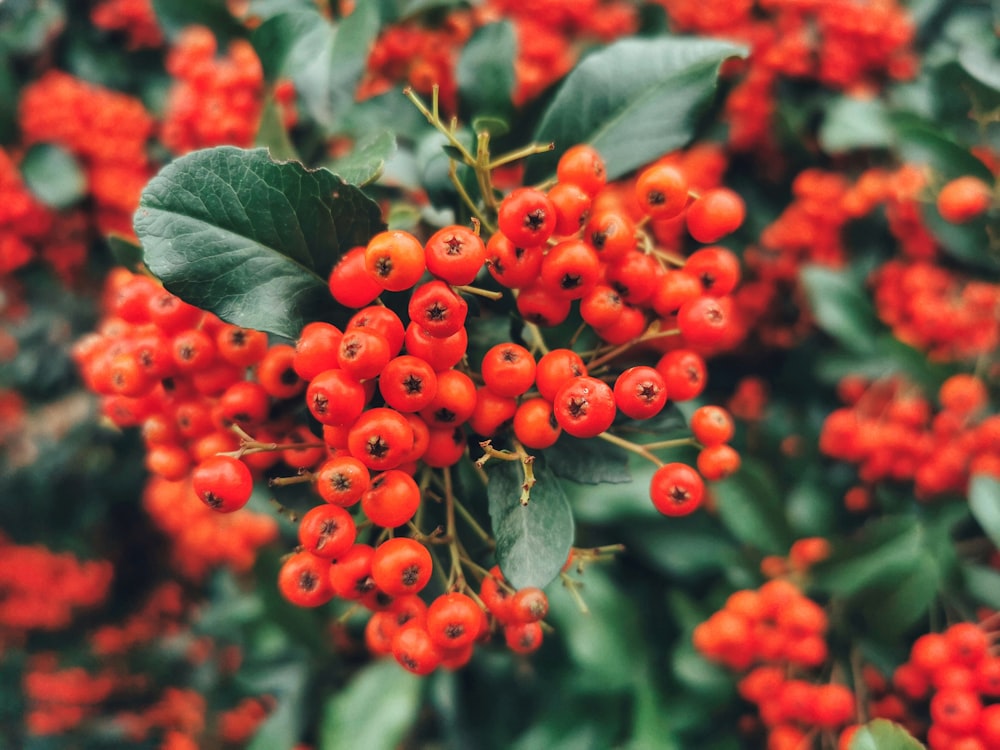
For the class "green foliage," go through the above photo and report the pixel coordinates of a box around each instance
[969,474,1000,549]
[713,459,793,555]
[20,143,86,209]
[487,459,574,589]
[525,37,748,182]
[850,720,927,750]
[800,265,881,354]
[458,21,516,123]
[135,146,384,338]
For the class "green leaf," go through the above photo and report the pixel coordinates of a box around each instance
[135,147,384,339]
[325,130,397,186]
[0,0,64,54]
[818,97,892,153]
[958,37,1000,93]
[151,0,244,42]
[626,516,738,580]
[849,719,926,750]
[800,265,880,354]
[809,517,925,596]
[562,454,660,523]
[962,563,1000,609]
[970,474,1000,549]
[525,37,747,182]
[545,435,631,485]
[319,659,423,750]
[255,94,300,163]
[458,21,516,120]
[858,552,940,638]
[20,144,86,210]
[892,119,994,183]
[106,234,146,272]
[487,460,574,589]
[712,459,793,555]
[245,659,310,750]
[253,4,382,130]
[547,567,643,692]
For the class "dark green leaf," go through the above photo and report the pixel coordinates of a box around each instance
[545,435,631,485]
[245,659,310,750]
[958,37,1000,93]
[255,94,300,162]
[525,37,747,182]
[320,659,423,750]
[859,552,940,637]
[785,469,838,538]
[962,563,1000,609]
[548,568,643,692]
[892,119,994,182]
[106,234,146,272]
[487,460,574,589]
[809,516,924,596]
[151,0,244,42]
[0,0,63,54]
[334,88,430,142]
[562,455,659,523]
[713,459,793,555]
[135,147,384,339]
[800,265,880,354]
[819,97,892,153]
[471,116,511,137]
[458,22,516,119]
[20,144,86,210]
[970,474,1000,549]
[398,0,469,20]
[849,719,926,750]
[253,4,381,130]
[326,130,397,186]
[627,516,738,579]
[815,334,950,391]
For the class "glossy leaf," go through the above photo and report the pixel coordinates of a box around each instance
[20,144,86,210]
[106,234,145,272]
[850,719,926,750]
[970,474,1000,549]
[252,3,381,130]
[858,552,940,638]
[458,21,515,120]
[801,265,880,354]
[245,659,310,750]
[545,435,631,485]
[487,460,574,589]
[135,147,384,339]
[962,563,1000,609]
[819,97,892,153]
[255,94,300,162]
[526,37,747,182]
[325,129,397,186]
[810,517,925,596]
[712,459,793,555]
[320,659,423,750]
[151,0,243,41]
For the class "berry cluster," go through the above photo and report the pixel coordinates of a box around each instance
[161,27,266,154]
[24,655,121,736]
[0,535,112,645]
[694,579,857,748]
[18,71,156,237]
[163,140,747,673]
[821,374,1000,502]
[0,148,56,276]
[656,0,915,151]
[891,621,1000,749]
[91,0,164,50]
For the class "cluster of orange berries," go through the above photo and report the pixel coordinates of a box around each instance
[161,27,266,154]
[23,655,122,736]
[656,0,915,151]
[0,534,112,645]
[90,0,164,50]
[359,0,637,112]
[694,578,858,749]
[0,148,56,276]
[890,621,1000,749]
[872,260,1000,361]
[73,268,286,578]
[19,71,156,238]
[170,144,746,672]
[821,374,1000,505]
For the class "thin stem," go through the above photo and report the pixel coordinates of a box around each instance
[268,472,316,487]
[404,87,476,166]
[448,160,494,232]
[640,436,698,451]
[455,284,503,301]
[454,497,494,547]
[523,321,551,356]
[560,572,590,615]
[597,431,664,468]
[586,325,681,370]
[443,467,466,592]
[490,142,555,170]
